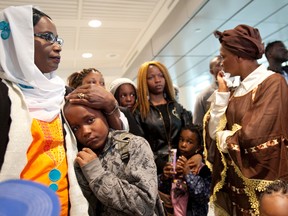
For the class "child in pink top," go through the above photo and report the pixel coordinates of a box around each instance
[158,125,211,216]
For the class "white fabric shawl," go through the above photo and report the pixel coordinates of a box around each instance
[0,5,89,215]
[0,5,65,122]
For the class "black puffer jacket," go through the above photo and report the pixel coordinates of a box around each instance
[133,101,192,173]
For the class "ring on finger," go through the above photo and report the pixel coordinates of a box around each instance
[77,93,85,99]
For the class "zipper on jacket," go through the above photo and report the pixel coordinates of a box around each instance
[153,102,172,151]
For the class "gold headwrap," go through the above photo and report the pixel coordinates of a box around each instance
[214,24,264,60]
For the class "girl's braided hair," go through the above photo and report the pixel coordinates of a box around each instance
[67,68,102,89]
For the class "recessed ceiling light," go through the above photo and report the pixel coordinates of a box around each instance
[88,20,102,28]
[82,53,93,58]
[106,53,119,58]
[195,28,201,33]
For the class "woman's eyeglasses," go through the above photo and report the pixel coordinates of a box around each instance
[34,32,64,46]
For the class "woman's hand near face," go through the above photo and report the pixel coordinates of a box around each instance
[76,148,97,167]
[217,71,229,92]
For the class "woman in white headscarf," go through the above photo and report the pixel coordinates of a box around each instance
[0,5,123,216]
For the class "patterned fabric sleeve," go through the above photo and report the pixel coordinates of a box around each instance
[185,165,211,202]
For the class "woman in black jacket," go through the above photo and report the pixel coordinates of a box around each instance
[133,61,201,174]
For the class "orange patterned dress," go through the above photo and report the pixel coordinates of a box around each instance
[21,116,69,216]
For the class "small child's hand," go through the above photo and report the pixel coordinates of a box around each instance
[177,156,190,176]
[76,147,97,167]
[162,162,176,180]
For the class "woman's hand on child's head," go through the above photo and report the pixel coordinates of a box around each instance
[163,162,176,180]
[66,84,116,112]
[76,147,97,167]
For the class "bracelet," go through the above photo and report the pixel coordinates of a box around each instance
[103,102,119,116]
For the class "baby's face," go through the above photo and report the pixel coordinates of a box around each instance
[259,192,288,216]
[64,103,109,151]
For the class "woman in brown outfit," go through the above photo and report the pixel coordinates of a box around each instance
[204,24,288,215]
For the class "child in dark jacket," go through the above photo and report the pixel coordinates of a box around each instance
[158,125,211,216]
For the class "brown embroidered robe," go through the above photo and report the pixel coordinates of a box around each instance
[204,73,288,215]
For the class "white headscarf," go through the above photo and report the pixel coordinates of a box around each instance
[0,5,65,122]
[109,77,136,96]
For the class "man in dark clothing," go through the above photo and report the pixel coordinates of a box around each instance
[265,40,288,82]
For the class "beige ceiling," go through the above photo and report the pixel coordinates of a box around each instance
[0,0,287,90]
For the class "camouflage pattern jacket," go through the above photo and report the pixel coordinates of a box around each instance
[74,130,165,216]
